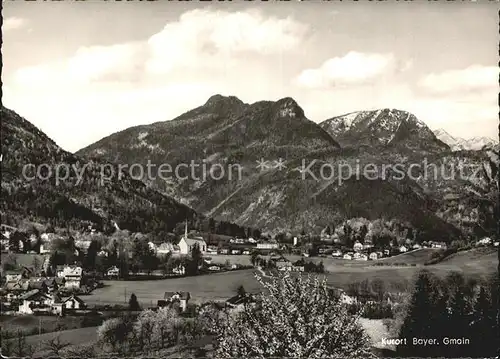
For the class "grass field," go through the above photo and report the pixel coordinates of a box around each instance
[18,326,99,357]
[375,248,439,265]
[439,247,497,265]
[84,270,262,306]
[84,247,497,306]
[0,315,84,335]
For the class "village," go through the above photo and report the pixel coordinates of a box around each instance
[0,219,498,344]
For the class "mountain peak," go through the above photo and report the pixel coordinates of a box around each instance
[204,94,245,107]
[274,97,305,118]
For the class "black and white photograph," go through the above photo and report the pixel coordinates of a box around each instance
[0,1,499,358]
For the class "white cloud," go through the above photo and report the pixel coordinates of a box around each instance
[295,52,396,89]
[3,17,26,31]
[146,9,307,75]
[13,42,147,88]
[5,8,309,151]
[418,65,498,94]
[11,9,306,86]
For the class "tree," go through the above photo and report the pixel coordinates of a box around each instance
[131,238,157,274]
[187,243,202,276]
[250,251,260,267]
[214,271,373,358]
[85,239,100,270]
[129,293,141,311]
[43,335,70,357]
[397,270,441,357]
[32,256,42,274]
[359,225,368,243]
[97,315,135,354]
[154,307,182,348]
[9,231,24,252]
[2,253,17,272]
[134,309,156,351]
[198,303,229,337]
[324,225,332,236]
[62,343,96,358]
[236,285,246,297]
[11,330,35,358]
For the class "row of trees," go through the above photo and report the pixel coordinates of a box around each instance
[397,270,499,357]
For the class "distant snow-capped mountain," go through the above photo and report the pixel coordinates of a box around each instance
[319,109,448,152]
[433,128,498,151]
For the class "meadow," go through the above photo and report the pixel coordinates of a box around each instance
[85,248,497,305]
[0,315,84,335]
[13,326,100,357]
[84,269,262,306]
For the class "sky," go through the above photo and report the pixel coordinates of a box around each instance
[2,1,498,152]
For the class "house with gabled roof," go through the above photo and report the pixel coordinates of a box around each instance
[225,293,256,313]
[5,278,30,292]
[158,291,191,312]
[61,294,86,311]
[157,242,174,255]
[18,289,58,315]
[56,265,83,289]
[28,278,48,293]
[4,271,23,283]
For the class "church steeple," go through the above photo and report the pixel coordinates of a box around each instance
[184,220,188,239]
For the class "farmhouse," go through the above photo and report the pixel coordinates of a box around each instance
[343,254,352,260]
[331,250,342,257]
[477,237,492,246]
[57,265,83,289]
[4,271,23,283]
[256,242,279,250]
[369,252,379,260]
[62,294,86,311]
[271,257,293,271]
[159,291,191,312]
[157,242,174,255]
[107,266,120,277]
[5,278,30,292]
[5,267,34,281]
[172,265,186,275]
[18,289,57,315]
[339,292,357,305]
[40,243,51,254]
[225,293,256,313]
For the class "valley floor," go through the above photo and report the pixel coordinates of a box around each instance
[84,248,497,306]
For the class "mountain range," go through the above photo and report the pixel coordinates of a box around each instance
[0,106,197,234]
[75,95,498,240]
[433,128,498,151]
[2,96,497,242]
